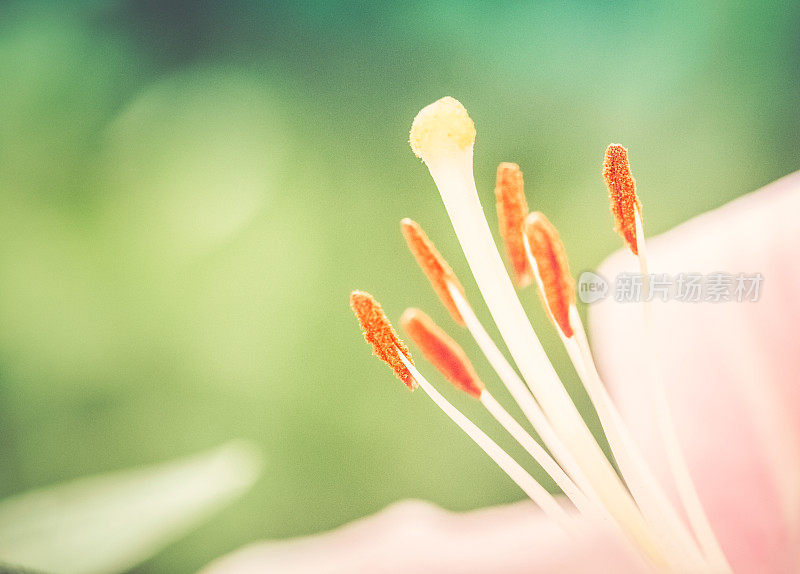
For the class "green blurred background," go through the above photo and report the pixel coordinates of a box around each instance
[0,1,798,571]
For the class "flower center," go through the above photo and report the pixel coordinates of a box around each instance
[350,97,732,574]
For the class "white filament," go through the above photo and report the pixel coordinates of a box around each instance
[397,352,575,533]
[479,390,599,519]
[634,210,732,573]
[568,307,708,571]
[449,284,599,505]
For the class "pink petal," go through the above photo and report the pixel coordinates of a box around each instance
[201,500,645,573]
[589,171,800,573]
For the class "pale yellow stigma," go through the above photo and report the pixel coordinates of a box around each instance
[409,97,475,163]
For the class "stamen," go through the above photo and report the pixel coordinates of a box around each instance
[524,212,575,337]
[401,308,483,398]
[603,144,641,255]
[595,156,723,571]
[402,305,603,530]
[401,218,465,324]
[350,291,416,390]
[495,163,533,287]
[400,216,597,508]
[410,97,475,164]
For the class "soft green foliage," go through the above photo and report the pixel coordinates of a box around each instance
[0,1,798,572]
[0,442,260,574]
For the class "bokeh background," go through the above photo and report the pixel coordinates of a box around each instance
[0,1,798,572]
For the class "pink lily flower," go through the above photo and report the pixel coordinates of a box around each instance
[203,101,799,574]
